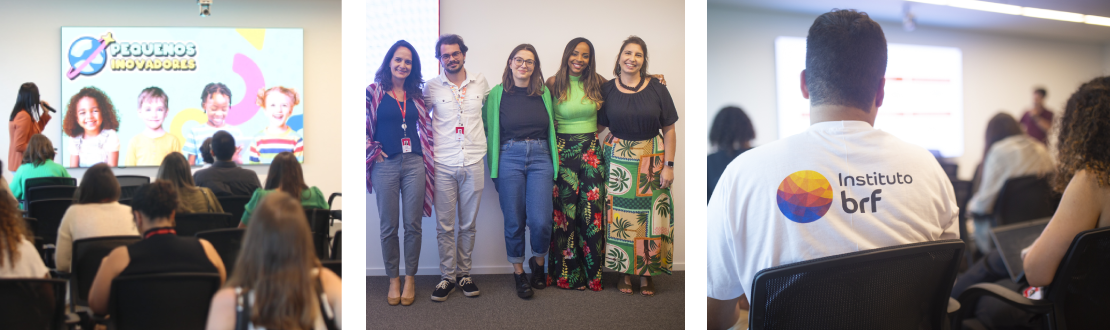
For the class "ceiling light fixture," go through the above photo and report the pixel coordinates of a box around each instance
[907,0,1110,27]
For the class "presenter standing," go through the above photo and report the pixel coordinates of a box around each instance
[8,83,53,172]
[484,44,557,299]
[423,34,490,302]
[545,38,608,291]
[368,40,434,306]
[599,36,678,297]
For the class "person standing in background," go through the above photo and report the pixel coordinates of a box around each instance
[8,83,53,172]
[423,34,490,302]
[707,106,754,202]
[1020,87,1053,145]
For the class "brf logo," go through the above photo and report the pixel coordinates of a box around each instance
[67,32,116,80]
[776,170,833,223]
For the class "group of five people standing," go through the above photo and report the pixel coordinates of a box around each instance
[367,34,678,305]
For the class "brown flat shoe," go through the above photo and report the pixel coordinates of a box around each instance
[388,296,400,305]
[618,276,633,295]
[640,276,655,297]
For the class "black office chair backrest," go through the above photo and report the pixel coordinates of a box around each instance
[215,195,251,224]
[941,163,958,181]
[0,278,68,330]
[1045,226,1110,328]
[25,185,77,203]
[305,208,331,260]
[24,177,77,190]
[71,235,141,309]
[952,180,973,244]
[109,272,220,330]
[195,228,245,277]
[993,175,1061,226]
[115,175,150,200]
[174,212,234,236]
[27,198,74,246]
[322,260,341,278]
[332,230,342,260]
[748,240,965,330]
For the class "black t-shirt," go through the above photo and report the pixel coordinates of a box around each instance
[119,230,219,277]
[598,77,679,141]
[194,161,262,197]
[499,86,550,144]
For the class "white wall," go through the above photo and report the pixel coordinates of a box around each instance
[367,0,686,275]
[708,4,1107,180]
[0,0,342,202]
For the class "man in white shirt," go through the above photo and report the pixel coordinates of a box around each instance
[706,10,960,329]
[422,34,490,302]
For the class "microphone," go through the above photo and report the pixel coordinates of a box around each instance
[40,101,56,113]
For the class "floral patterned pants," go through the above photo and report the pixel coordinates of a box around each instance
[548,133,607,291]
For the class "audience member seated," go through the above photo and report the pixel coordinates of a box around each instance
[194,130,261,197]
[239,151,327,227]
[205,191,341,329]
[0,187,48,278]
[708,106,755,202]
[10,134,70,201]
[953,76,1110,329]
[87,180,226,315]
[200,137,215,167]
[705,10,959,329]
[966,113,1054,253]
[158,152,224,213]
[54,163,138,273]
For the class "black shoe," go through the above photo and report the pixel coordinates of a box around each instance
[456,275,480,297]
[514,272,533,299]
[528,257,547,290]
[430,279,455,302]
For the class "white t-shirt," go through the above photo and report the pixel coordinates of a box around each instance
[69,129,120,167]
[0,235,49,278]
[707,121,959,302]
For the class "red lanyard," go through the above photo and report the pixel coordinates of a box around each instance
[390,90,407,121]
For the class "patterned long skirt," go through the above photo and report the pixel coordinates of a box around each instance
[602,134,674,276]
[548,133,607,291]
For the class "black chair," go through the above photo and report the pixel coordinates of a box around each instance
[22,217,45,261]
[117,199,131,206]
[215,195,251,224]
[115,175,149,200]
[747,240,965,330]
[25,185,77,203]
[195,228,244,277]
[328,192,342,221]
[20,177,76,210]
[957,226,1110,330]
[27,198,73,268]
[0,278,71,330]
[332,230,342,260]
[108,272,221,330]
[993,175,1061,227]
[952,179,975,265]
[70,236,141,313]
[322,260,341,278]
[305,209,331,260]
[174,212,234,236]
[941,163,959,181]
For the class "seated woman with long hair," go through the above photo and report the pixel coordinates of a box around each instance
[205,192,341,329]
[54,163,138,272]
[157,152,224,213]
[238,151,328,227]
[87,180,226,315]
[10,134,71,201]
[0,186,48,278]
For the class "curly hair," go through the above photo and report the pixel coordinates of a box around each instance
[63,86,121,138]
[0,186,27,268]
[1053,76,1110,192]
[131,180,179,221]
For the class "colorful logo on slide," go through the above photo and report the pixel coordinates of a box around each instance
[776,170,833,223]
[67,32,115,80]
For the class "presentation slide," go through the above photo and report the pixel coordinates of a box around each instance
[60,27,304,168]
[774,36,964,157]
[366,0,439,84]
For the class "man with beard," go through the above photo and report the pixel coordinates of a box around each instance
[422,34,490,302]
[186,83,246,164]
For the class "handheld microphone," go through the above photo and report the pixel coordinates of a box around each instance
[40,101,56,113]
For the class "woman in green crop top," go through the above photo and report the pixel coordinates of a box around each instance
[544,38,608,291]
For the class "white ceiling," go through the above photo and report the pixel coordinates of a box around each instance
[709,0,1110,44]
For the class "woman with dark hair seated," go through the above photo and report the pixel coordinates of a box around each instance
[10,134,71,201]
[54,163,138,272]
[87,180,226,315]
[157,152,223,213]
[707,106,754,202]
[238,151,328,227]
[205,192,341,329]
[0,186,48,278]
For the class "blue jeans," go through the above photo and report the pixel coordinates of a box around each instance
[492,139,554,264]
[371,153,425,278]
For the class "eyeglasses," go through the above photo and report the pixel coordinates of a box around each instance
[440,51,463,60]
[512,57,535,67]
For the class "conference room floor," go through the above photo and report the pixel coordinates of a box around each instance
[367,271,685,328]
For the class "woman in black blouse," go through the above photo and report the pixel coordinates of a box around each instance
[598,36,678,297]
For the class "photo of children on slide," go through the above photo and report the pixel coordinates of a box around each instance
[60,27,305,167]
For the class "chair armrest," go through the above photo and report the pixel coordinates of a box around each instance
[947,297,960,314]
[331,210,342,221]
[328,192,341,208]
[956,282,1054,322]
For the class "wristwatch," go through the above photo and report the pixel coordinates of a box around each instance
[666,161,675,168]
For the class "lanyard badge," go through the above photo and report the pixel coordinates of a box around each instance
[391,90,412,153]
[449,84,468,142]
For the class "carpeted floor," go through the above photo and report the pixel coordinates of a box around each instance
[367,271,685,329]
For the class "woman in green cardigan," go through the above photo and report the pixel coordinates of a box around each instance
[482,43,558,300]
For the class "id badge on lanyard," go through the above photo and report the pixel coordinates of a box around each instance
[401,138,412,153]
[452,85,467,142]
[392,90,413,153]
